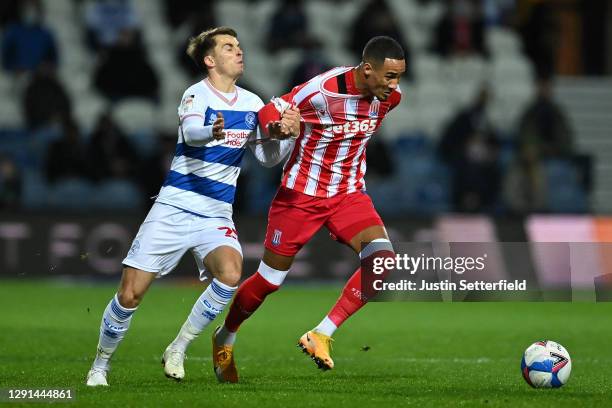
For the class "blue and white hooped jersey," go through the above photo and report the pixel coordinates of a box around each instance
[155,79,264,219]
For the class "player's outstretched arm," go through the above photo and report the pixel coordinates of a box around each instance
[249,104,300,167]
[248,126,296,167]
[181,112,225,146]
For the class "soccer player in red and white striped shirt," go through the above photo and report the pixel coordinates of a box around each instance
[212,36,405,382]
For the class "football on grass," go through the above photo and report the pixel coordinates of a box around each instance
[521,340,571,388]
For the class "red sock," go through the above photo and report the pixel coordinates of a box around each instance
[327,248,395,328]
[327,268,365,327]
[224,272,279,332]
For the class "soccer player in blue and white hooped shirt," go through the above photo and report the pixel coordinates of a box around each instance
[85,27,300,387]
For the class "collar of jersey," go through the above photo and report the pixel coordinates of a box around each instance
[319,66,364,100]
[203,77,239,106]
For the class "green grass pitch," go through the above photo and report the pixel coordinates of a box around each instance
[1,280,611,407]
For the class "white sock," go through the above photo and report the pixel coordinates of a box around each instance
[93,294,137,370]
[215,325,237,346]
[171,279,237,352]
[314,316,337,337]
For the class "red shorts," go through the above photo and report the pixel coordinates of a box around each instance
[264,187,384,256]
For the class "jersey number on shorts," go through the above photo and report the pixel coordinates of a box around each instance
[217,227,238,240]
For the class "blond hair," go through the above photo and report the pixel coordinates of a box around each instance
[186,26,238,74]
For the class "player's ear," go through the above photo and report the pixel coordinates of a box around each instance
[363,62,374,79]
[204,55,215,70]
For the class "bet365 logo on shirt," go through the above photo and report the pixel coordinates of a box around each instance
[328,119,378,135]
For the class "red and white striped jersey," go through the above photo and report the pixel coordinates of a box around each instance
[268,66,401,197]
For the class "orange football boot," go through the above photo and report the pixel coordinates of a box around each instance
[212,327,238,383]
[298,330,334,370]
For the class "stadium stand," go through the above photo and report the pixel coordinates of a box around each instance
[0,0,597,215]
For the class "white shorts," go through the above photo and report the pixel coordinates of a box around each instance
[122,202,242,280]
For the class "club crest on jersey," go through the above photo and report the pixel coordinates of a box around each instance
[369,99,380,118]
[272,229,282,246]
[208,112,217,125]
[245,111,257,130]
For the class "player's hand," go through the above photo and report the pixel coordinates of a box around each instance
[280,107,300,139]
[212,112,225,140]
[268,107,300,140]
[266,121,285,140]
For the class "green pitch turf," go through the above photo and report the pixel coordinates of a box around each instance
[0,280,611,407]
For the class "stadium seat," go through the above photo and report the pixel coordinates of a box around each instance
[217,1,249,32]
[544,159,588,213]
[379,103,418,139]
[414,54,443,82]
[403,154,450,213]
[43,0,73,16]
[392,133,431,155]
[306,1,350,51]
[26,127,63,170]
[413,86,454,137]
[74,95,109,133]
[443,56,489,107]
[492,55,533,83]
[367,181,406,215]
[415,0,445,31]
[91,180,144,210]
[0,96,23,128]
[491,79,533,131]
[47,178,96,210]
[0,130,30,168]
[0,72,14,96]
[21,169,49,210]
[486,27,522,57]
[112,100,158,134]
[142,20,171,50]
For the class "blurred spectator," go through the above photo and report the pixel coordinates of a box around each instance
[163,0,216,29]
[0,155,22,209]
[517,79,574,163]
[93,29,159,103]
[348,0,412,78]
[139,132,176,207]
[1,0,58,75]
[45,118,88,184]
[87,113,140,182]
[266,0,310,54]
[85,0,141,52]
[431,0,488,59]
[438,86,501,212]
[518,2,558,80]
[503,154,546,213]
[504,79,574,213]
[580,0,609,76]
[287,40,332,89]
[365,134,394,179]
[0,0,20,28]
[23,65,72,130]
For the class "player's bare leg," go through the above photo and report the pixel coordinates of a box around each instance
[164,246,241,381]
[86,267,156,386]
[214,249,292,382]
[302,226,394,371]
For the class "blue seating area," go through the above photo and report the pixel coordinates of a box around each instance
[544,159,588,213]
[2,128,145,211]
[0,125,591,214]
